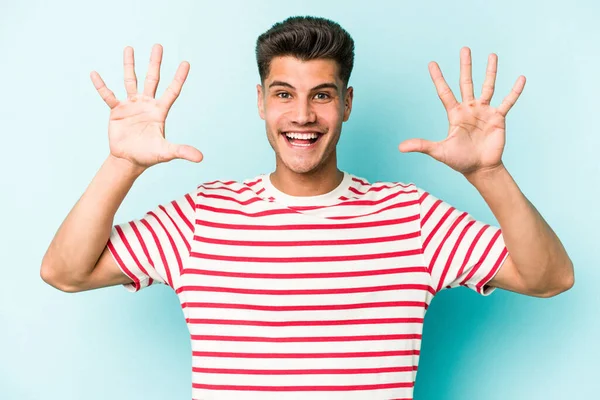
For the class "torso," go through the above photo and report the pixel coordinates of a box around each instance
[177,173,433,399]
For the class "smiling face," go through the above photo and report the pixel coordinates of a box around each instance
[257,56,353,176]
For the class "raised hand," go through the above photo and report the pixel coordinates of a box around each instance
[399,47,525,176]
[91,44,203,170]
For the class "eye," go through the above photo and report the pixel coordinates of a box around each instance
[276,92,291,99]
[314,92,330,100]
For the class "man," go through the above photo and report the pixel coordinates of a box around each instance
[41,16,573,400]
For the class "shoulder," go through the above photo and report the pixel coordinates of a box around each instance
[195,175,265,199]
[346,173,420,201]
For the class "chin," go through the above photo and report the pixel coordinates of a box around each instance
[283,161,321,175]
[276,152,324,174]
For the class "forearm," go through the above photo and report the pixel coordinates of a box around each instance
[41,155,145,287]
[465,164,573,292]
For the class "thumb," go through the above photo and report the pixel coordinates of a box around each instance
[398,138,438,156]
[168,143,204,163]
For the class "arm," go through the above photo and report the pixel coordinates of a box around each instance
[41,156,144,292]
[400,47,573,297]
[41,44,202,293]
[466,165,573,297]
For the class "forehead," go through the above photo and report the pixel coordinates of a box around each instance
[266,56,342,89]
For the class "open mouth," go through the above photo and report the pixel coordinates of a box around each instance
[281,131,323,148]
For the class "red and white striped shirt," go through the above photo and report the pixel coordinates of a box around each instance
[108,171,508,399]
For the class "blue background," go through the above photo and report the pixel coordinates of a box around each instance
[1,0,598,398]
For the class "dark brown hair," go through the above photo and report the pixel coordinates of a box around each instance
[255,16,355,86]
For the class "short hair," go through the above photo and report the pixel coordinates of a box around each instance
[255,16,355,86]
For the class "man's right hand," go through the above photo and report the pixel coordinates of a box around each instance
[90,44,203,171]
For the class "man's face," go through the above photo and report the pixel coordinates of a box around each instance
[257,56,353,175]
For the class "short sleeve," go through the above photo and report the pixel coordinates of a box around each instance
[107,190,196,292]
[418,188,509,296]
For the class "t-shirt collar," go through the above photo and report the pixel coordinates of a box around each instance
[260,171,352,207]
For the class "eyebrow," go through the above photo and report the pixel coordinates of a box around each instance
[268,81,339,92]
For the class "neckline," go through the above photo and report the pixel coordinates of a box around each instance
[259,171,353,207]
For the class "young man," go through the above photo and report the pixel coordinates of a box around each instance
[41,16,573,400]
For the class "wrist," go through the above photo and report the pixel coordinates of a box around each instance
[464,162,508,188]
[106,154,146,179]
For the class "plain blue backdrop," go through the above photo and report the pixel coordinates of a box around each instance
[1,0,598,399]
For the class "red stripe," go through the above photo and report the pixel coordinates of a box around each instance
[197,204,296,217]
[114,225,153,285]
[351,177,370,186]
[148,211,185,276]
[185,317,424,326]
[245,178,262,187]
[176,283,435,296]
[255,187,265,195]
[460,228,500,287]
[200,185,253,194]
[422,207,454,251]
[195,214,419,231]
[476,246,508,293]
[348,187,365,195]
[193,231,420,247]
[106,238,140,291]
[181,265,427,279]
[192,365,418,374]
[429,212,468,290]
[455,225,489,278]
[435,220,475,292]
[185,193,195,210]
[348,182,413,195]
[204,179,237,186]
[192,349,419,358]
[173,198,194,233]
[140,219,174,288]
[190,333,423,343]
[418,191,428,205]
[328,199,419,220]
[159,205,191,252]
[288,189,418,211]
[196,198,416,217]
[191,381,414,391]
[190,248,422,263]
[182,301,428,311]
[129,221,157,286]
[421,199,441,228]
[198,192,264,206]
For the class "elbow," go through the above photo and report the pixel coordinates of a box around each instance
[536,260,575,298]
[40,262,83,293]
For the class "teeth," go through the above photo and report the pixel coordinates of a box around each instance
[284,132,319,140]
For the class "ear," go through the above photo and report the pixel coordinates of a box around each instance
[342,86,354,122]
[257,84,265,120]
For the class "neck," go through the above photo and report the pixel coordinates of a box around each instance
[270,155,344,197]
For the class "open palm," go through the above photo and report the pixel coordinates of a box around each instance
[90,44,202,169]
[399,47,525,176]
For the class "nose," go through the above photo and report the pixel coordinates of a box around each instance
[291,100,317,125]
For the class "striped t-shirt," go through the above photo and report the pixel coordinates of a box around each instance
[108,171,508,400]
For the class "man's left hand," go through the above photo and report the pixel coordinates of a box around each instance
[399,47,526,178]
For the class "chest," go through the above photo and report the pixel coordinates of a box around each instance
[179,201,433,331]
